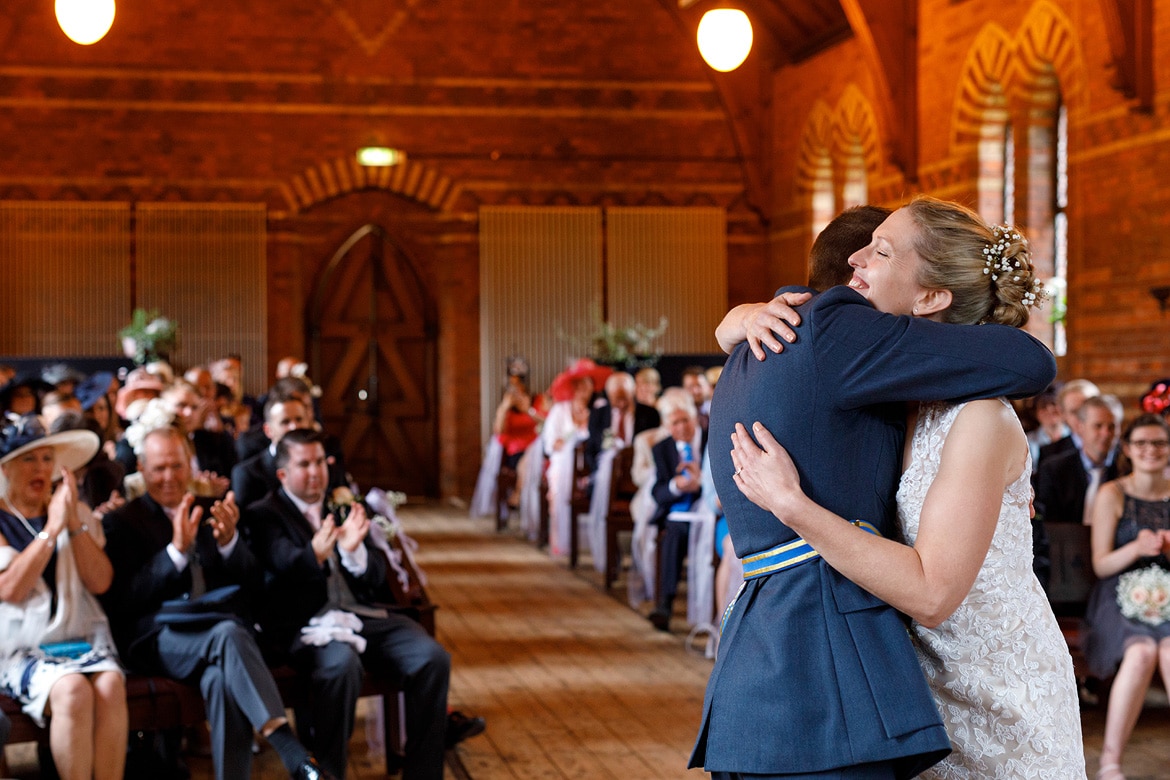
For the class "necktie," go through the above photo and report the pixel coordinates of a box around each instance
[614,409,626,445]
[188,546,206,599]
[1083,466,1104,525]
[671,443,696,513]
[305,505,321,531]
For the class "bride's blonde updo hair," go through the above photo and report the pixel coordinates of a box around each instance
[904,196,1045,327]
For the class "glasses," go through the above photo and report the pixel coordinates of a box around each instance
[1127,439,1170,450]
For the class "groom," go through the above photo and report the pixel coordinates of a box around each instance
[690,207,1057,779]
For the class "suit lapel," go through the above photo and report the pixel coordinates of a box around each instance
[275,489,316,545]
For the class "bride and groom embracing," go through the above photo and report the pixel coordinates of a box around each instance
[692,197,1086,779]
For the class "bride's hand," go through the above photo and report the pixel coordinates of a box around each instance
[730,421,805,518]
[715,292,811,359]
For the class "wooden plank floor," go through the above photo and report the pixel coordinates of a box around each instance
[6,502,1170,778]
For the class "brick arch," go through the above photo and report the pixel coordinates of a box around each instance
[279,156,464,215]
[950,23,1014,151]
[794,101,835,194]
[1012,0,1086,109]
[833,85,881,174]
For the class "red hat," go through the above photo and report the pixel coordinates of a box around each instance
[549,358,612,402]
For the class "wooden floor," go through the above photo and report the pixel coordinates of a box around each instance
[6,503,1170,778]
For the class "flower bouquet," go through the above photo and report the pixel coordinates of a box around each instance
[1117,565,1170,626]
[119,309,178,365]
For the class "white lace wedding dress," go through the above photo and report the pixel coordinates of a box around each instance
[897,400,1085,779]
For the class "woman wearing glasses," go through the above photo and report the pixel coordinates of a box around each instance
[1085,413,1170,780]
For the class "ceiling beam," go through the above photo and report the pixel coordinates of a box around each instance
[839,0,918,183]
[1099,0,1154,111]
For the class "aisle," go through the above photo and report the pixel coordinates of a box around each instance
[417,504,712,779]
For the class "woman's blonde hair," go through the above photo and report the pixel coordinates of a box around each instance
[904,196,1041,328]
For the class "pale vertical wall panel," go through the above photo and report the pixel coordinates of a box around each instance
[136,204,267,393]
[479,206,602,440]
[0,202,131,356]
[607,207,727,355]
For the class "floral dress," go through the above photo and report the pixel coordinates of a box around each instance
[0,508,122,725]
[897,401,1085,779]
[1083,494,1170,678]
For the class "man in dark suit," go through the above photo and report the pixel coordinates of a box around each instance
[246,429,453,780]
[1035,378,1101,467]
[101,426,333,780]
[236,377,347,477]
[1035,395,1120,526]
[689,208,1057,778]
[233,396,347,510]
[647,389,703,631]
[584,371,659,473]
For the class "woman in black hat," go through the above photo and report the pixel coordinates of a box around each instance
[0,415,126,780]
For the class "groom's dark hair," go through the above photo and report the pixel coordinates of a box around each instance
[808,205,891,291]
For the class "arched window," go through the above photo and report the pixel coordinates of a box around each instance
[840,142,867,210]
[1051,103,1068,356]
[976,107,1009,224]
[810,150,834,238]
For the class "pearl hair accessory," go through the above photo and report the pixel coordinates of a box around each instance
[982,225,1046,309]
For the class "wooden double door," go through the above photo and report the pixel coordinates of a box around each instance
[308,224,437,497]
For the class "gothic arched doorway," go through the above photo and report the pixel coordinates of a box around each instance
[308,224,437,497]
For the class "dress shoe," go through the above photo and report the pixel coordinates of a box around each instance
[290,757,338,780]
[445,710,486,748]
[648,609,670,632]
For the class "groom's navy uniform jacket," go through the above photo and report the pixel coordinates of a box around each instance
[691,286,1056,778]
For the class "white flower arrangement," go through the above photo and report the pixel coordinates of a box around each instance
[1116,565,1170,626]
[125,398,178,458]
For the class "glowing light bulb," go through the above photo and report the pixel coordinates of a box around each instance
[56,0,116,45]
[697,9,753,72]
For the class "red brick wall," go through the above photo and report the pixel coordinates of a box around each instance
[5,1,1170,495]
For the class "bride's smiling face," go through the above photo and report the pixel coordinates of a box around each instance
[846,208,931,316]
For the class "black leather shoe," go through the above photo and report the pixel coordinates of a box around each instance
[648,609,670,632]
[445,710,486,748]
[290,757,338,780]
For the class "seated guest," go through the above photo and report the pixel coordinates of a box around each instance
[627,420,671,608]
[40,390,82,428]
[1027,383,1069,465]
[0,374,51,419]
[1037,378,1101,466]
[647,389,703,632]
[100,426,334,780]
[1036,395,1121,526]
[236,377,336,465]
[76,372,120,461]
[0,415,127,780]
[248,429,469,778]
[680,366,712,441]
[634,367,661,408]
[41,364,87,397]
[212,356,256,436]
[112,368,166,476]
[585,372,660,473]
[162,380,237,490]
[232,396,346,510]
[1084,414,1170,780]
[495,381,540,471]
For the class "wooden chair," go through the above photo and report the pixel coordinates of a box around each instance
[567,442,591,568]
[495,464,517,532]
[1045,521,1095,679]
[604,446,638,590]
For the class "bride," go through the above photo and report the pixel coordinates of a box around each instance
[725,198,1084,778]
